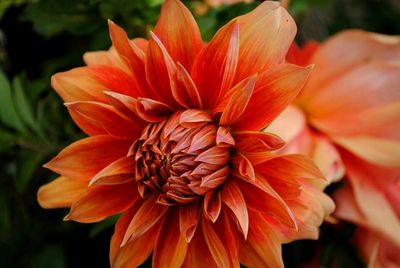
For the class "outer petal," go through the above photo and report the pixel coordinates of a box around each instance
[233,64,312,131]
[335,151,400,246]
[65,101,142,139]
[107,20,149,97]
[110,204,159,268]
[44,136,131,181]
[234,1,296,82]
[239,210,283,268]
[298,30,400,102]
[153,210,188,268]
[89,156,134,186]
[221,180,249,239]
[37,176,87,209]
[153,0,203,70]
[121,194,169,246]
[306,62,400,138]
[65,181,138,223]
[191,21,240,109]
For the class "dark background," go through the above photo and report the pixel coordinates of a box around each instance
[0,0,399,267]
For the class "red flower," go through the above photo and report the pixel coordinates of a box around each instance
[38,1,334,267]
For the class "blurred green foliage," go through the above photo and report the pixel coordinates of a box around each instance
[0,0,399,267]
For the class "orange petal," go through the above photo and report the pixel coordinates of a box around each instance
[306,62,400,125]
[233,64,312,130]
[182,224,218,268]
[65,182,138,223]
[239,210,283,268]
[219,75,256,126]
[108,20,149,98]
[191,21,240,109]
[336,152,400,245]
[89,156,134,186]
[121,194,169,246]
[44,136,131,181]
[84,46,130,74]
[51,67,107,103]
[201,166,229,188]
[202,215,239,267]
[179,202,200,243]
[221,180,249,239]
[231,153,255,181]
[136,97,173,123]
[216,126,235,146]
[298,30,400,102]
[195,146,230,165]
[171,62,203,109]
[234,1,296,82]
[203,190,221,223]
[154,0,203,70]
[37,176,87,209]
[332,135,400,167]
[104,91,147,128]
[180,109,212,128]
[65,101,142,139]
[153,210,188,268]
[84,65,142,98]
[110,204,158,268]
[263,105,306,143]
[235,131,285,152]
[238,174,298,230]
[145,32,178,107]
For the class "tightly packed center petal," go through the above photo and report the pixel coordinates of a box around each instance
[133,110,231,205]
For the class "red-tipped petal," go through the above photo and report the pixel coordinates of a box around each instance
[43,136,131,181]
[110,204,158,268]
[180,109,212,128]
[235,131,285,152]
[136,97,173,123]
[195,146,230,165]
[153,210,188,268]
[234,1,296,81]
[219,75,256,126]
[171,62,203,109]
[234,64,312,131]
[231,153,255,181]
[145,32,178,107]
[121,194,168,246]
[191,21,240,109]
[203,191,222,223]
[239,211,284,268]
[65,182,137,223]
[201,218,235,267]
[37,176,87,209]
[108,20,149,97]
[65,101,141,139]
[179,202,200,243]
[216,126,235,146]
[89,156,134,186]
[221,180,249,239]
[153,0,203,70]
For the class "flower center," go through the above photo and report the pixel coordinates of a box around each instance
[133,110,231,205]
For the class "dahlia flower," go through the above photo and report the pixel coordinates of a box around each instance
[269,30,400,266]
[38,1,334,267]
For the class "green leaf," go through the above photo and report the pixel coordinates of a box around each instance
[14,150,45,194]
[0,70,26,133]
[145,0,164,7]
[12,76,45,138]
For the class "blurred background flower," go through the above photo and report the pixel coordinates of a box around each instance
[0,0,399,267]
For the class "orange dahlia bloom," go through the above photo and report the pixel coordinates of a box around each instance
[270,30,400,267]
[37,1,334,267]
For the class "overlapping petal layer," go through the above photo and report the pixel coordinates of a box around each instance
[38,1,334,267]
